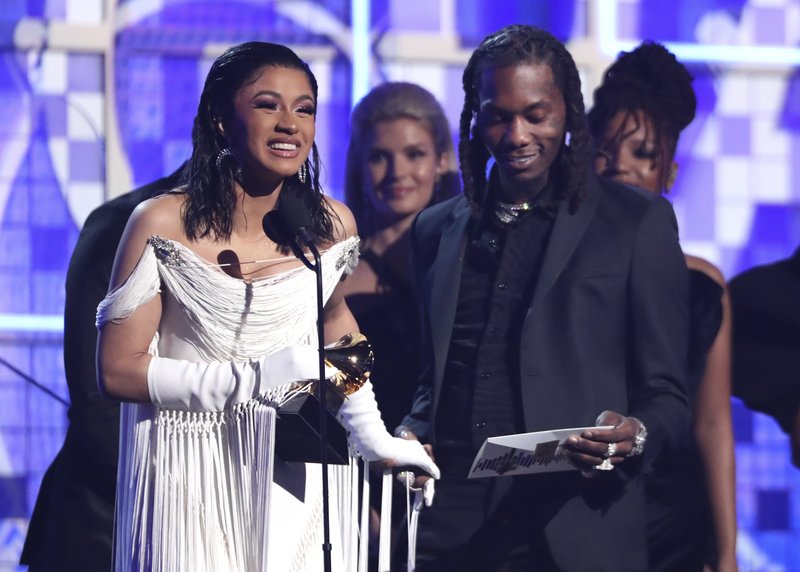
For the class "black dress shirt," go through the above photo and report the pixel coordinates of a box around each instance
[436,190,557,459]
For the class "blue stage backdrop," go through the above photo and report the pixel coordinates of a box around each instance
[1,0,799,569]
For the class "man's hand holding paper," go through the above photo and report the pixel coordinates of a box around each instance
[563,410,647,474]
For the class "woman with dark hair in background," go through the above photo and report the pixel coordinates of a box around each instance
[589,41,738,572]
[96,42,438,571]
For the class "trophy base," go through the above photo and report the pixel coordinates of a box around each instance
[275,390,349,465]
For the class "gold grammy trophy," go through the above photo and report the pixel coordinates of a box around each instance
[321,331,374,397]
[275,333,374,463]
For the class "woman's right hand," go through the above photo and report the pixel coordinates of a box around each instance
[145,344,337,411]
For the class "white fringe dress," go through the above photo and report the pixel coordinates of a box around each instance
[96,235,364,572]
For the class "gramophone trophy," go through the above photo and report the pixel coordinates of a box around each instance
[274,333,374,464]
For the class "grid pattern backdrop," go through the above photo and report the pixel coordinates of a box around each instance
[1,0,799,569]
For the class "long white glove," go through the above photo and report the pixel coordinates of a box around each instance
[337,382,440,479]
[147,344,332,411]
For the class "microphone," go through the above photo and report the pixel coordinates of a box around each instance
[262,192,315,271]
[263,190,336,570]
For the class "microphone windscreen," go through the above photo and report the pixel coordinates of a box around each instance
[263,192,318,270]
[262,210,291,246]
[277,192,313,234]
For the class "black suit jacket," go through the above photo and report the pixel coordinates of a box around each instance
[21,170,182,571]
[729,248,800,432]
[402,173,690,572]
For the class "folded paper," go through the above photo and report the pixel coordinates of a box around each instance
[468,426,613,478]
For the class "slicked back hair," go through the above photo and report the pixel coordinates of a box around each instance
[459,25,592,212]
[184,41,335,245]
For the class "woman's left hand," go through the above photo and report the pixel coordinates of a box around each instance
[371,429,437,506]
[562,410,639,473]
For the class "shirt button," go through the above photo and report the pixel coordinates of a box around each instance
[498,283,508,290]
[475,421,486,429]
[480,371,491,379]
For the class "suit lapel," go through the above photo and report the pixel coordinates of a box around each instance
[429,203,471,383]
[530,178,599,311]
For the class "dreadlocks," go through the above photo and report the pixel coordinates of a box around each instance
[459,24,593,212]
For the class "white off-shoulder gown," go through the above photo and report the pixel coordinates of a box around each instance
[97,235,364,572]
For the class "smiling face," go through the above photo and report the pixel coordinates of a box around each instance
[594,109,671,195]
[222,65,316,189]
[476,63,566,199]
[362,117,446,225]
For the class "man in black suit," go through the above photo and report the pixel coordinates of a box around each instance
[729,248,800,467]
[396,26,690,571]
[21,166,184,571]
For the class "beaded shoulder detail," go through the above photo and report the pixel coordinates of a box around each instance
[337,236,361,275]
[149,236,182,266]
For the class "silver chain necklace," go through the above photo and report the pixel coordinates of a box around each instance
[494,199,535,224]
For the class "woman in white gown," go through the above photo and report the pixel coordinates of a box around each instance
[96,41,439,572]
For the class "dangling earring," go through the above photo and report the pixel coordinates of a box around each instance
[297,161,308,184]
[216,147,242,178]
[215,147,232,168]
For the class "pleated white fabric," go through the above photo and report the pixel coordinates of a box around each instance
[97,235,363,572]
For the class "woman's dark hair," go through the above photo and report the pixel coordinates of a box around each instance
[183,41,335,244]
[459,24,593,212]
[344,82,460,237]
[587,41,696,191]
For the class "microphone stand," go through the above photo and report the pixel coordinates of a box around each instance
[298,235,333,572]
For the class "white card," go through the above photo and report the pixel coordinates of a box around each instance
[468,426,614,478]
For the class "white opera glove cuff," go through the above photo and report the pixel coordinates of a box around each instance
[337,382,440,479]
[147,344,334,412]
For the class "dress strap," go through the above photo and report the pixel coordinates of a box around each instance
[96,242,161,329]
